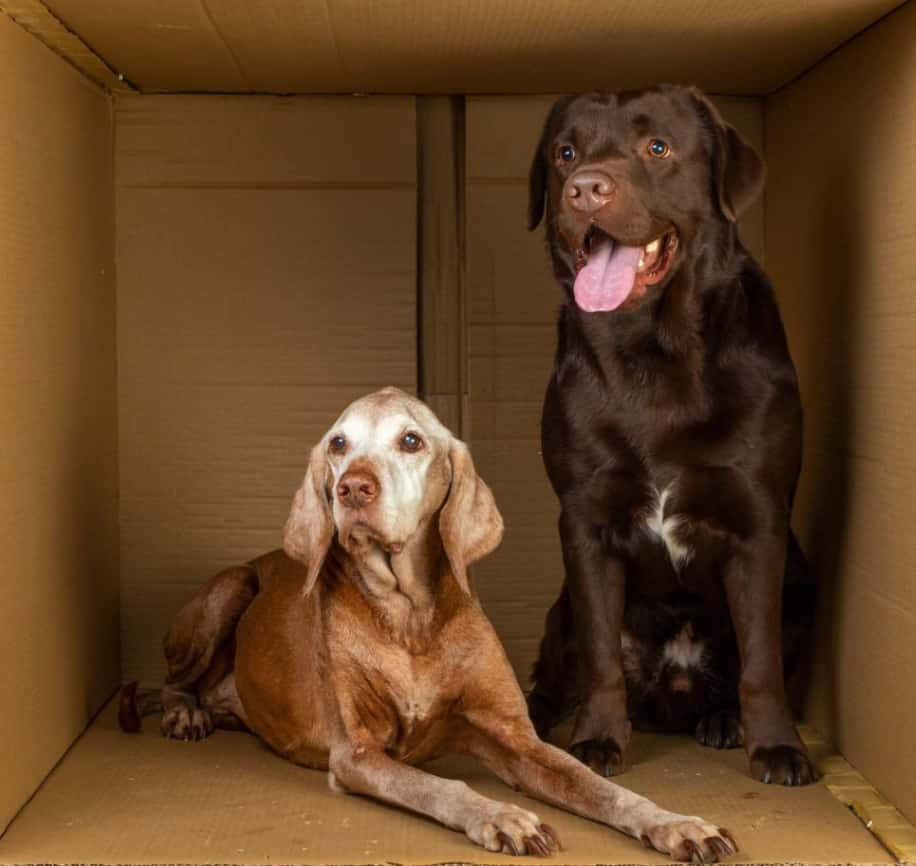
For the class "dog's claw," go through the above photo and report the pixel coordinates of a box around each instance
[497,831,519,856]
[540,823,561,851]
[750,745,819,786]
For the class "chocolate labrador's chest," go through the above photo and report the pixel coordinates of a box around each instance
[589,457,756,600]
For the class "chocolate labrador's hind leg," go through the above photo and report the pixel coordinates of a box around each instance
[120,564,258,740]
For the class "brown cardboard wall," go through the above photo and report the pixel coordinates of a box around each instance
[0,12,118,834]
[766,0,916,825]
[115,95,418,684]
[463,95,765,682]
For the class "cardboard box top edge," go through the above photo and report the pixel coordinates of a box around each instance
[4,0,907,97]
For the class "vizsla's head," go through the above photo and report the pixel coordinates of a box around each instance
[283,388,503,595]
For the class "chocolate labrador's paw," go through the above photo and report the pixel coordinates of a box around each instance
[526,690,564,740]
[161,703,214,742]
[750,745,820,786]
[570,737,625,777]
[466,803,561,856]
[642,819,738,863]
[695,710,743,750]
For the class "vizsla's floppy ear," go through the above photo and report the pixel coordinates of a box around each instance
[439,439,504,595]
[692,89,766,222]
[283,443,334,596]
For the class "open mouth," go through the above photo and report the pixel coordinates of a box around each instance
[572,226,678,313]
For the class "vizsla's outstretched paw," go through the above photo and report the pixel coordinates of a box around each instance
[161,702,213,741]
[466,803,561,856]
[642,818,738,863]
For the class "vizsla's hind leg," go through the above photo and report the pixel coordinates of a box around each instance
[159,564,258,741]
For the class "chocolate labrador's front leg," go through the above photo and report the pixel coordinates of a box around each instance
[556,507,631,776]
[464,721,738,862]
[328,744,558,856]
[724,533,819,786]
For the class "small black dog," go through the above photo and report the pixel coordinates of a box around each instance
[525,85,818,786]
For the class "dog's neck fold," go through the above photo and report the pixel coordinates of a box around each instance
[340,519,452,653]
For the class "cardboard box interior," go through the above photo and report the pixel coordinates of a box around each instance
[0,0,914,863]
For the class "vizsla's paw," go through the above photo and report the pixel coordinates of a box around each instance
[750,745,819,786]
[466,803,561,856]
[570,737,625,777]
[695,710,743,750]
[161,703,213,741]
[641,818,738,863]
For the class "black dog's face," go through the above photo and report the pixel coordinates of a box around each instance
[528,85,765,313]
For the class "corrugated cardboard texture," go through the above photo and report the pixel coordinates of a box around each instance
[0,10,118,834]
[0,700,892,866]
[465,96,765,683]
[40,0,904,96]
[766,0,916,825]
[116,95,417,684]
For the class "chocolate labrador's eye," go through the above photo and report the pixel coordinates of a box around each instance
[557,144,576,164]
[400,432,423,453]
[329,435,347,454]
[648,138,671,159]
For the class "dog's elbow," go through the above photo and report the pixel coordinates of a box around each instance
[328,743,377,793]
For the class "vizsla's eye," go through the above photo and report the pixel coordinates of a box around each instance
[329,435,347,454]
[556,144,576,164]
[648,138,671,159]
[400,432,423,453]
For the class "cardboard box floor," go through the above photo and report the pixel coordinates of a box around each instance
[0,700,892,866]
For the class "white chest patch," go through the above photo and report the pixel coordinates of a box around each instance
[662,624,706,670]
[644,484,692,569]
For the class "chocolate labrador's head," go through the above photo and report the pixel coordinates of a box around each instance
[528,85,765,313]
[283,387,503,596]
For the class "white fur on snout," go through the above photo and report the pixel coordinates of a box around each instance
[644,484,692,569]
[329,403,449,545]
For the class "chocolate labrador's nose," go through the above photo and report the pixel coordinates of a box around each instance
[337,470,379,509]
[566,171,616,214]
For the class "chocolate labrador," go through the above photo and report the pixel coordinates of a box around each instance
[525,86,819,787]
[120,388,738,861]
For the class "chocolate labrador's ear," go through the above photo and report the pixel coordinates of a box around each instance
[528,95,572,231]
[283,443,334,596]
[691,89,766,222]
[439,439,504,595]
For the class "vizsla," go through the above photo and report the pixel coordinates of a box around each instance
[120,388,738,861]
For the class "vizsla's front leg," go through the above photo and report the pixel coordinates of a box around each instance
[328,744,559,856]
[465,720,738,862]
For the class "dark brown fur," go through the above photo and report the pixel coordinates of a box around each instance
[526,86,818,786]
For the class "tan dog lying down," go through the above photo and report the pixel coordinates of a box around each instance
[120,388,737,862]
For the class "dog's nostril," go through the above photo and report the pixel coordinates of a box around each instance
[337,472,379,507]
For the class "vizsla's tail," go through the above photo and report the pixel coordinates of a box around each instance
[118,681,163,733]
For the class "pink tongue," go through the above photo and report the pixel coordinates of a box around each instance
[573,236,642,312]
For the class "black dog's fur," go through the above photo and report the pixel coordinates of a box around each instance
[526,86,818,786]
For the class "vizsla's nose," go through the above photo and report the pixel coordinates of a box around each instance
[337,471,379,509]
[566,171,616,214]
